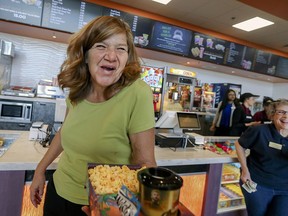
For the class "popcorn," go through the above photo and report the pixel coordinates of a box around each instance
[88,165,145,195]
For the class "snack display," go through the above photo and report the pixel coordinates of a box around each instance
[204,140,236,155]
[221,164,240,182]
[218,184,244,209]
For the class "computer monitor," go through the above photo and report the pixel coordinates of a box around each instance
[176,112,201,131]
[155,111,178,129]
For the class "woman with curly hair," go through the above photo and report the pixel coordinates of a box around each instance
[30,16,156,215]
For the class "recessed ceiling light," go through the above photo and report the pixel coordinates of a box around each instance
[232,17,274,32]
[152,0,171,5]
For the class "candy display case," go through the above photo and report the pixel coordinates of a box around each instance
[202,137,246,214]
[203,136,238,156]
[217,163,245,214]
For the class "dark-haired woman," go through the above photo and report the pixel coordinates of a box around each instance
[210,89,239,136]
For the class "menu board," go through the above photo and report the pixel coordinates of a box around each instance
[102,7,138,34]
[0,0,43,26]
[224,42,246,68]
[252,50,279,75]
[189,32,227,64]
[149,21,192,56]
[275,57,288,79]
[1,0,288,80]
[77,1,103,30]
[239,46,256,70]
[42,0,83,33]
[133,17,154,49]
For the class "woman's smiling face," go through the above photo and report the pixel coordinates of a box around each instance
[86,33,129,91]
[273,104,288,131]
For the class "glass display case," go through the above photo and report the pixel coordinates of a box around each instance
[203,137,246,214]
[218,163,245,214]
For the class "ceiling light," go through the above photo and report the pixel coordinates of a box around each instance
[232,17,274,32]
[152,0,172,5]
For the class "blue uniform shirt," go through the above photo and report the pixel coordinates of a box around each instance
[238,124,288,190]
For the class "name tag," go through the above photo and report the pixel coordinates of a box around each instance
[246,116,252,119]
[269,142,282,150]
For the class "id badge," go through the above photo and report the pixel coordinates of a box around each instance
[269,141,282,150]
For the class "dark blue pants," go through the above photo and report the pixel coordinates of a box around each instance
[240,180,288,216]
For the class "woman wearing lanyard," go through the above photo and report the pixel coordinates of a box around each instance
[230,92,261,136]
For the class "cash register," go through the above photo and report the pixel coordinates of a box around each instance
[155,111,204,148]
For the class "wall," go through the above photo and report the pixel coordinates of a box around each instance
[0,32,286,100]
[0,32,67,87]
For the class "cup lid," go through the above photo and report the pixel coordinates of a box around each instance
[138,167,183,190]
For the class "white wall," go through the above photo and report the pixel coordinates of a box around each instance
[0,33,67,87]
[273,83,288,99]
[0,32,287,100]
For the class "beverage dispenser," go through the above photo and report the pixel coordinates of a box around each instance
[160,68,197,115]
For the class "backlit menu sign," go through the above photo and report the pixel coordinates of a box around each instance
[102,7,139,35]
[77,1,102,30]
[133,17,154,49]
[189,33,227,64]
[252,50,279,75]
[275,57,288,79]
[149,21,192,56]
[0,0,43,26]
[42,0,82,33]
[239,46,256,71]
[224,42,246,69]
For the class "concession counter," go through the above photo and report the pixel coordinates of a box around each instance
[0,130,245,216]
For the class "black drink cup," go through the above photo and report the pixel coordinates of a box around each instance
[137,167,183,216]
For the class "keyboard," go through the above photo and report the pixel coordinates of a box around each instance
[158,133,184,138]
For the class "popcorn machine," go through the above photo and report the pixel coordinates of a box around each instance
[160,68,197,115]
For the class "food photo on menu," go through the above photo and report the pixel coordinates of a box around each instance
[132,17,155,48]
[189,32,227,65]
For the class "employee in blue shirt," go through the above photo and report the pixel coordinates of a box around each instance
[235,99,288,216]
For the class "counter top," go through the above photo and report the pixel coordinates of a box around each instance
[0,130,238,171]
[0,95,59,103]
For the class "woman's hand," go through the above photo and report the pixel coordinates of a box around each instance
[240,168,252,183]
[210,125,216,131]
[30,171,46,208]
[82,206,91,216]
